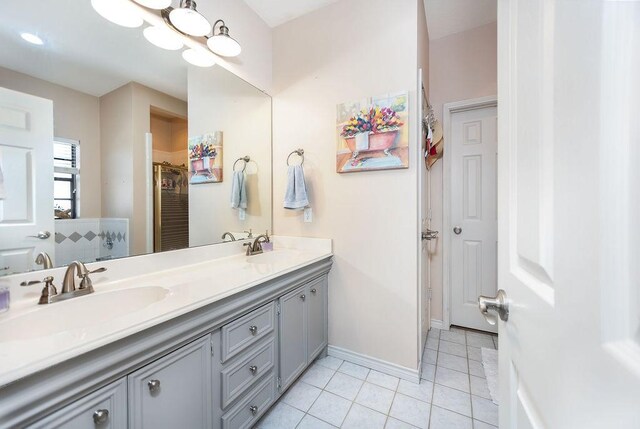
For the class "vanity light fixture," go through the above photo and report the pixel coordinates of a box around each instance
[20,32,44,45]
[182,48,217,67]
[132,0,172,9]
[207,20,241,57]
[91,0,144,28]
[169,0,211,37]
[143,26,184,50]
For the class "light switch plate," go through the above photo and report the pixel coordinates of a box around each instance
[304,207,313,223]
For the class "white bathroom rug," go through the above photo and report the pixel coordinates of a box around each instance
[481,347,499,405]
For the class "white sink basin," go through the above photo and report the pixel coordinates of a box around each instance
[0,286,171,341]
[246,250,297,265]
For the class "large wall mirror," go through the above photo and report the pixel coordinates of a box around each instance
[0,0,272,276]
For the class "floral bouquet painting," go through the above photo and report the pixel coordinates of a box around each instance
[189,132,223,184]
[336,91,408,173]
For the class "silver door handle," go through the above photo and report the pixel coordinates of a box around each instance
[453,226,462,235]
[27,231,51,239]
[93,409,109,425]
[478,289,509,325]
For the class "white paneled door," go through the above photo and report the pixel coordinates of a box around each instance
[497,0,640,427]
[0,87,54,275]
[450,104,498,333]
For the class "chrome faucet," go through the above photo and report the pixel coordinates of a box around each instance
[221,232,236,241]
[243,234,269,256]
[35,252,53,270]
[21,261,107,304]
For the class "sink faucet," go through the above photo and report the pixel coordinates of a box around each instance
[62,261,90,293]
[221,232,236,241]
[35,252,53,270]
[243,234,270,256]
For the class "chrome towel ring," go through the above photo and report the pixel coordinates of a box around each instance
[287,149,304,166]
[233,156,250,172]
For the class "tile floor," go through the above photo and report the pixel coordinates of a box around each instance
[256,326,499,429]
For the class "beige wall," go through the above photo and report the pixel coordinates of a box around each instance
[0,66,102,217]
[150,115,188,165]
[188,66,272,245]
[197,0,273,93]
[428,22,497,322]
[100,83,187,256]
[273,0,423,370]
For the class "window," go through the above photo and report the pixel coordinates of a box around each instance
[53,138,79,219]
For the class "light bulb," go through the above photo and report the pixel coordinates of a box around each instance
[207,34,241,57]
[169,4,211,37]
[91,0,143,28]
[143,26,183,50]
[182,48,216,67]
[133,0,172,9]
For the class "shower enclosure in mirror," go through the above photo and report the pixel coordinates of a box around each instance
[0,0,272,276]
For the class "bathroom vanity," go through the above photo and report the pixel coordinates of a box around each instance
[0,237,332,428]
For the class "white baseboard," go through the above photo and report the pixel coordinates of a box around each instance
[430,319,447,330]
[327,345,420,383]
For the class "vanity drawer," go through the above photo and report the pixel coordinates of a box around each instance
[221,337,275,409]
[221,302,275,362]
[29,378,127,429]
[221,373,275,429]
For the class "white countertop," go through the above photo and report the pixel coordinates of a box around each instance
[0,236,332,387]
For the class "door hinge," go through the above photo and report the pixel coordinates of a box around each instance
[276,303,281,315]
[277,376,282,390]
[210,341,215,356]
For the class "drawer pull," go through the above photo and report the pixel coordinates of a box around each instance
[300,294,306,301]
[249,325,258,335]
[92,409,109,425]
[249,405,258,415]
[147,379,161,393]
[311,288,317,294]
[249,365,258,375]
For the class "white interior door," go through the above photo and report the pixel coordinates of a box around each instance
[497,0,640,427]
[450,103,498,333]
[0,87,54,275]
[419,69,431,352]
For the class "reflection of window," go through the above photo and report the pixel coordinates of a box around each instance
[53,138,79,219]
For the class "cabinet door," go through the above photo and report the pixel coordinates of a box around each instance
[306,277,328,362]
[128,335,212,429]
[29,379,127,429]
[278,285,307,391]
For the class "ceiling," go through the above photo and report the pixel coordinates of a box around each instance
[0,0,188,100]
[424,0,496,40]
[242,0,341,28]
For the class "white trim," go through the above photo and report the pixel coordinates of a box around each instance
[442,96,497,331]
[327,345,420,383]
[430,319,446,331]
[416,68,427,366]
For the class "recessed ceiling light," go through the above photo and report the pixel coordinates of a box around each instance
[91,0,143,28]
[182,48,216,67]
[20,32,44,45]
[143,26,184,51]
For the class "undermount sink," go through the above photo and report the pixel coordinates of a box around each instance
[0,286,171,341]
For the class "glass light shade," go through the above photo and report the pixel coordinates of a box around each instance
[207,34,241,57]
[169,7,211,37]
[182,48,216,67]
[20,33,44,45]
[143,26,183,50]
[91,0,143,28]
[133,0,172,9]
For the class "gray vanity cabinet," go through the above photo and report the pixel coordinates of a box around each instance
[128,335,212,429]
[28,379,127,429]
[278,285,308,391]
[278,276,329,392]
[306,277,328,360]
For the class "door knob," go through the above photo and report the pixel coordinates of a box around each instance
[478,289,509,325]
[453,226,462,235]
[27,231,51,239]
